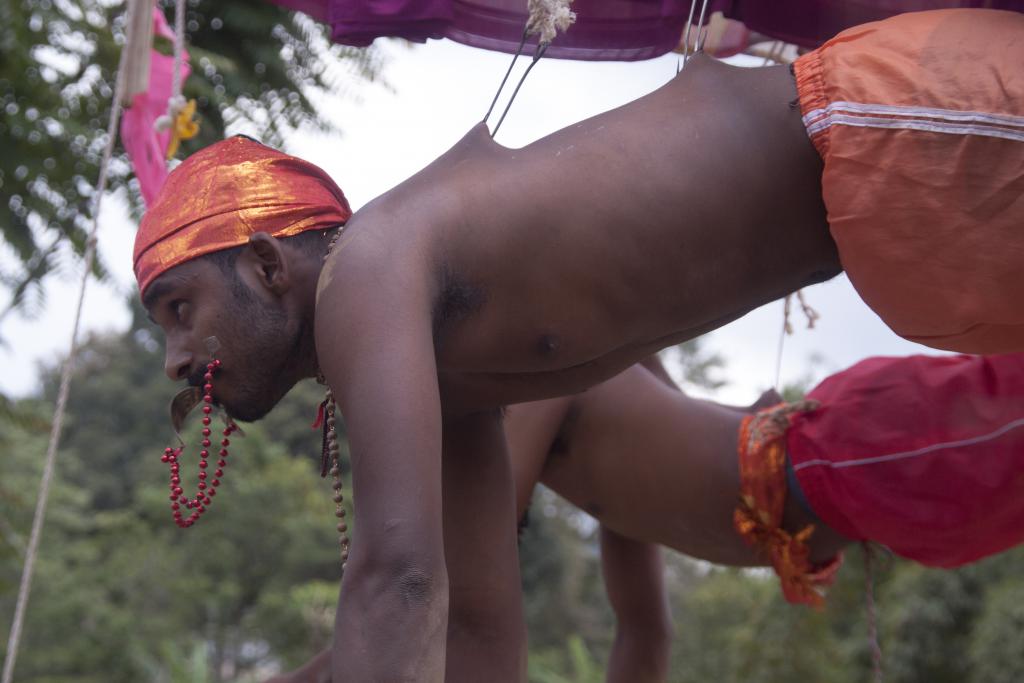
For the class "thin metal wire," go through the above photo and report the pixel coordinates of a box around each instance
[693,0,711,54]
[483,27,529,128]
[0,8,130,682]
[681,0,699,64]
[761,40,785,66]
[491,42,549,138]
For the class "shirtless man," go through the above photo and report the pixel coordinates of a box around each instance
[137,9,1023,681]
[273,347,1024,682]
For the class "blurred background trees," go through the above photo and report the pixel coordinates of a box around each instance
[3,327,1023,681]
[0,0,384,333]
[3,2,1023,680]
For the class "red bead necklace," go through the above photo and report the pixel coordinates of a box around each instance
[160,228,351,572]
[160,359,238,528]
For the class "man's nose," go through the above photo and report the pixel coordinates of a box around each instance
[165,344,193,381]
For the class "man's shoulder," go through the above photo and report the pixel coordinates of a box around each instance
[315,222,437,328]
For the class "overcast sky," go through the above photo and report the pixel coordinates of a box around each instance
[0,37,940,403]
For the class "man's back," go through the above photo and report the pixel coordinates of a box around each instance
[323,56,837,413]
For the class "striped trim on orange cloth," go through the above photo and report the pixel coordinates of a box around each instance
[802,101,1024,143]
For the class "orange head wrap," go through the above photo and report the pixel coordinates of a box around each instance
[133,136,352,296]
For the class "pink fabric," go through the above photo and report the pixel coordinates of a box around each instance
[120,6,190,206]
[268,0,1024,59]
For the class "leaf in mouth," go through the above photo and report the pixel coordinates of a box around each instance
[169,386,203,440]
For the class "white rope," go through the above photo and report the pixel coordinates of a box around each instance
[0,10,130,683]
[121,0,155,102]
[773,296,791,391]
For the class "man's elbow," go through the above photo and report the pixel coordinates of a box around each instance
[348,550,450,615]
[395,563,448,608]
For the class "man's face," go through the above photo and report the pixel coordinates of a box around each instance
[144,257,301,422]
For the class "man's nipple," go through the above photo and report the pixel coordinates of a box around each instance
[537,334,561,356]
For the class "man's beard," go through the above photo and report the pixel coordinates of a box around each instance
[218,279,303,422]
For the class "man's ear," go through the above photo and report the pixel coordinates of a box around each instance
[243,232,291,295]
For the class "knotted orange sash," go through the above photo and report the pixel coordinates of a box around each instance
[734,400,842,607]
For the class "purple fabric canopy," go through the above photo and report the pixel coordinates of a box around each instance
[274,0,694,60]
[273,0,1024,60]
[720,1,1024,49]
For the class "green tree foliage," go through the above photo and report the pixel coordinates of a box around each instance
[3,318,1024,681]
[969,578,1024,683]
[673,337,727,392]
[0,307,346,681]
[0,0,384,325]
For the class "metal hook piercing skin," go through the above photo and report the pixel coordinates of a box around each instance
[681,0,712,68]
[483,27,530,130]
[490,41,550,138]
[694,0,711,55]
[681,0,699,66]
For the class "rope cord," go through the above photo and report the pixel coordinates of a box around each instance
[171,0,186,100]
[864,542,885,682]
[0,8,131,683]
[773,290,820,392]
[773,296,790,391]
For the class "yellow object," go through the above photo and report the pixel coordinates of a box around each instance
[165,99,199,159]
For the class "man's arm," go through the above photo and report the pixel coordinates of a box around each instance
[442,410,527,682]
[265,412,528,683]
[317,241,448,681]
[600,526,673,683]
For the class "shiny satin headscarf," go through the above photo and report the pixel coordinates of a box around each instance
[133,136,352,296]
